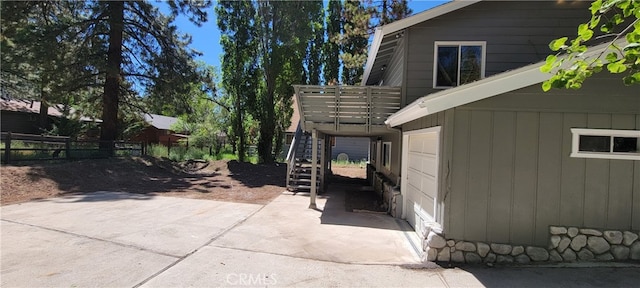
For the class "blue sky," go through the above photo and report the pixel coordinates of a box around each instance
[157,1,448,71]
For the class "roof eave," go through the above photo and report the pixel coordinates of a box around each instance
[361,0,482,86]
[361,28,384,86]
[385,40,623,127]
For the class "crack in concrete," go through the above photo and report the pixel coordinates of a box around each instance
[208,244,420,266]
[0,219,180,258]
[131,204,268,288]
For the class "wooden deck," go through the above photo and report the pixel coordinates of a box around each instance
[293,85,401,136]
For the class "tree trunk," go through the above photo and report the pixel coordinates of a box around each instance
[236,102,245,162]
[38,91,49,133]
[234,41,246,162]
[273,127,283,162]
[99,1,124,155]
[258,83,275,164]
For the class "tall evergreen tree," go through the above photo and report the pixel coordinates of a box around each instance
[1,1,100,132]
[2,0,211,153]
[340,0,369,85]
[216,0,259,162]
[305,1,324,86]
[323,0,342,85]
[334,0,412,85]
[98,0,211,153]
[371,0,412,26]
[252,1,320,163]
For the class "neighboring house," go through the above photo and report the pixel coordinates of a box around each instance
[130,113,188,145]
[0,98,100,135]
[331,137,369,162]
[293,0,640,263]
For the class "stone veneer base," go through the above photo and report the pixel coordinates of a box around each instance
[423,226,640,264]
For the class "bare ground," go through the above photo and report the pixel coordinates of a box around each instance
[1,157,368,206]
[0,157,287,206]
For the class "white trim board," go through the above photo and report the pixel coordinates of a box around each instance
[570,128,640,161]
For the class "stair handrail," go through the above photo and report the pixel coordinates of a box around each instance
[286,121,303,188]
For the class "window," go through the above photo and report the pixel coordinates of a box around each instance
[382,142,392,169]
[433,41,486,88]
[371,141,378,165]
[285,134,294,144]
[571,128,640,160]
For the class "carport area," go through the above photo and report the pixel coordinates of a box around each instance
[1,185,420,287]
[212,182,421,265]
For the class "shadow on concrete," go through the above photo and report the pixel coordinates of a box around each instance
[454,266,640,287]
[317,175,412,232]
[65,191,155,203]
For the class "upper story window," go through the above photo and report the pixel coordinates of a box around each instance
[571,128,640,160]
[433,41,486,88]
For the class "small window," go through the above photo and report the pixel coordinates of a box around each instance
[433,41,486,88]
[382,142,391,169]
[571,128,640,160]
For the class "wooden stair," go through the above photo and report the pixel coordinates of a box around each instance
[287,133,321,192]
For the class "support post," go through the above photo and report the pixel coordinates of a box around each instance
[319,133,326,194]
[65,138,71,160]
[310,129,318,209]
[367,87,372,134]
[4,132,11,164]
[322,136,333,191]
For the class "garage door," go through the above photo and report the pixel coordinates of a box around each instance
[402,127,441,236]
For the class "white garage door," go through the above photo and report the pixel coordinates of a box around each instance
[402,127,441,236]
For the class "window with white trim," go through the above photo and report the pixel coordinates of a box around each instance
[433,41,486,88]
[571,128,640,160]
[382,142,391,169]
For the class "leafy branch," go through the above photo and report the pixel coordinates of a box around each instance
[541,0,640,91]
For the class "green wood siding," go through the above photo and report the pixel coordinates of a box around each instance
[404,1,591,106]
[381,36,405,87]
[402,75,639,246]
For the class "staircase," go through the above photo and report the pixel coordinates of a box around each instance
[286,126,321,192]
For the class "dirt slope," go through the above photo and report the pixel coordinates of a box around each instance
[1,157,287,206]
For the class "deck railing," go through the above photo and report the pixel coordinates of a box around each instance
[293,85,401,133]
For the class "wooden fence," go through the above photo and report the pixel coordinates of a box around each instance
[1,132,144,164]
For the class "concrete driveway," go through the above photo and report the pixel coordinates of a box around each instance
[1,192,263,287]
[1,186,420,287]
[2,189,639,287]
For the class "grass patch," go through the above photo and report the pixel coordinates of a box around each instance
[332,159,367,168]
[146,144,258,164]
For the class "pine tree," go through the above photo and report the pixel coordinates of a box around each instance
[305,1,325,86]
[323,0,343,85]
[334,0,412,85]
[1,1,100,133]
[371,0,412,26]
[2,0,212,153]
[341,0,369,85]
[216,0,259,162]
